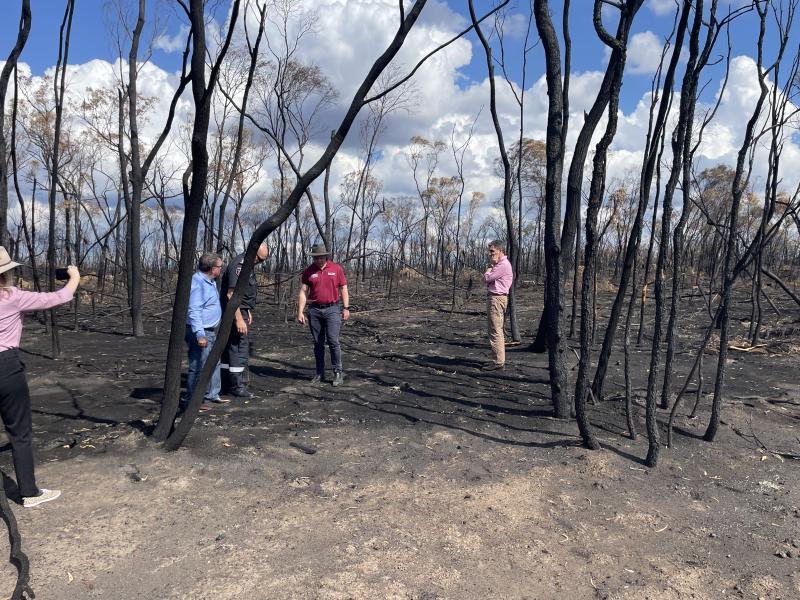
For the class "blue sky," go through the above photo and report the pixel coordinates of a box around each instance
[2,0,773,114]
[0,0,184,73]
[1,0,796,214]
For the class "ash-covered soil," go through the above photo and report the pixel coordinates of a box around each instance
[1,282,799,599]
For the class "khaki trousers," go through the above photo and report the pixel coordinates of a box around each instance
[487,294,508,366]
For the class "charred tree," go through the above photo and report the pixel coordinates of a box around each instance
[532,0,637,351]
[0,0,31,249]
[748,44,798,344]
[468,0,520,341]
[216,2,267,253]
[574,0,643,451]
[153,0,241,441]
[495,4,537,342]
[644,0,706,467]
[533,0,569,418]
[660,0,727,415]
[47,0,76,359]
[0,5,33,587]
[11,69,41,293]
[120,0,193,336]
[706,1,792,442]
[163,0,431,447]
[588,1,693,402]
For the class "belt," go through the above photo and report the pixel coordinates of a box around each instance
[310,302,337,308]
[186,324,217,332]
[489,293,508,297]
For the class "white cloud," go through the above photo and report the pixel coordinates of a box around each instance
[626,31,666,75]
[153,24,190,53]
[10,0,800,249]
[0,60,32,81]
[648,0,679,17]
[498,12,533,41]
[609,55,800,200]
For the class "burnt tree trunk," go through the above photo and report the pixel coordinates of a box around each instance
[11,70,41,293]
[122,0,192,336]
[574,0,642,451]
[532,0,634,351]
[706,2,787,442]
[533,0,569,418]
[0,0,31,249]
[47,0,75,359]
[661,0,721,415]
[589,2,691,402]
[468,0,520,343]
[644,0,702,468]
[153,0,241,441]
[0,4,33,597]
[216,4,267,255]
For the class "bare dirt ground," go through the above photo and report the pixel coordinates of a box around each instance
[1,281,799,599]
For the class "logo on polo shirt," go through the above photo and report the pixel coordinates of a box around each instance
[327,271,336,276]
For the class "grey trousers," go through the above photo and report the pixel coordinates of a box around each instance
[308,305,343,374]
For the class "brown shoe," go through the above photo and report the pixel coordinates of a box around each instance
[481,363,505,371]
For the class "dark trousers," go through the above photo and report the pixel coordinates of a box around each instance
[0,348,38,497]
[222,309,251,389]
[308,305,343,375]
[222,309,251,371]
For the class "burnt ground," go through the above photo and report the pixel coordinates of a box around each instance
[1,281,799,599]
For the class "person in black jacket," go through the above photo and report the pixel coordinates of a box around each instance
[220,243,269,397]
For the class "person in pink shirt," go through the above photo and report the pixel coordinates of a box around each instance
[483,240,513,371]
[0,246,79,507]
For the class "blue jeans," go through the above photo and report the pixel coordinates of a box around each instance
[308,305,343,375]
[184,327,222,402]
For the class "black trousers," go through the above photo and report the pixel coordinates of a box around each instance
[222,308,251,379]
[0,348,38,497]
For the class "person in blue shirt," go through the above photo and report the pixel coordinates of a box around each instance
[184,253,226,406]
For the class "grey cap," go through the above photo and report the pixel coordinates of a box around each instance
[310,243,329,257]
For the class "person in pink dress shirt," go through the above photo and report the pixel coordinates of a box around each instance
[0,246,80,507]
[483,240,513,371]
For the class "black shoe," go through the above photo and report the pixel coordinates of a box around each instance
[227,372,254,398]
[481,363,505,372]
[310,374,323,384]
[332,371,344,387]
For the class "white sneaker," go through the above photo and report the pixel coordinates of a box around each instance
[23,488,61,508]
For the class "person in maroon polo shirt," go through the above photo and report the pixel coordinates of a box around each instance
[296,244,350,386]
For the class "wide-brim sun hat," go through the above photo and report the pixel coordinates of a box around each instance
[310,243,329,257]
[0,246,21,276]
